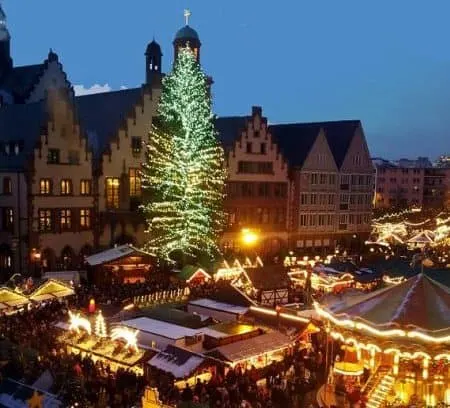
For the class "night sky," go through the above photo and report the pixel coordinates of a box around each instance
[4,0,450,159]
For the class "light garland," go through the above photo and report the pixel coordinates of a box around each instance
[315,302,450,344]
[111,327,139,351]
[68,311,92,335]
[141,46,226,261]
[94,311,107,338]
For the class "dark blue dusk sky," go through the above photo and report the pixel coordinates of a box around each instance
[4,0,450,159]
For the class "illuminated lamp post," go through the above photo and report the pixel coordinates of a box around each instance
[31,248,41,277]
[240,228,259,256]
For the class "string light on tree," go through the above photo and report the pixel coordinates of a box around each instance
[94,310,107,338]
[141,46,226,262]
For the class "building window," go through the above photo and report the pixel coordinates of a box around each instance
[329,174,336,185]
[310,194,317,205]
[2,208,13,231]
[60,179,72,195]
[262,208,269,224]
[129,168,142,197]
[60,209,72,231]
[3,177,12,195]
[320,174,327,184]
[310,174,318,185]
[132,137,142,156]
[274,183,287,198]
[258,182,270,197]
[68,150,80,164]
[39,179,52,195]
[39,209,52,232]
[246,142,252,154]
[237,161,273,174]
[300,194,308,205]
[300,214,307,226]
[260,143,266,154]
[328,194,335,205]
[48,149,60,164]
[254,131,260,138]
[241,183,254,197]
[80,180,91,195]
[80,209,91,229]
[106,178,120,208]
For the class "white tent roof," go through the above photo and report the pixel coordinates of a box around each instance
[148,351,204,379]
[85,244,153,266]
[188,298,249,315]
[119,317,200,340]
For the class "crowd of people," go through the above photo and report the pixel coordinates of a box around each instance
[0,274,330,407]
[148,345,324,408]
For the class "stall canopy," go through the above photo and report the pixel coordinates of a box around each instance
[177,266,212,283]
[206,331,291,364]
[28,279,75,302]
[147,345,205,379]
[328,273,450,337]
[85,244,153,266]
[0,287,29,310]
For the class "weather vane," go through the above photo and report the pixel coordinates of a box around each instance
[184,9,191,26]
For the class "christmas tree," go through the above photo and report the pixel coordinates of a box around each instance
[141,46,226,263]
[94,310,107,338]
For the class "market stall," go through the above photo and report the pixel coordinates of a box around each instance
[85,244,155,285]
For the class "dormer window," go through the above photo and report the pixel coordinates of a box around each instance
[132,137,142,156]
[48,149,60,164]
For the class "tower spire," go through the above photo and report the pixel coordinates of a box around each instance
[0,0,12,75]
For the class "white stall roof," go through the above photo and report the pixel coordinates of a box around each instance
[188,298,248,315]
[85,244,153,266]
[120,317,200,340]
[147,346,205,379]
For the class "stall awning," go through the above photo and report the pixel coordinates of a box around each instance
[28,279,74,302]
[206,331,291,364]
[0,287,29,309]
[85,244,154,266]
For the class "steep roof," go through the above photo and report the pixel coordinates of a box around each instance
[75,87,144,158]
[245,265,290,290]
[214,116,361,169]
[0,64,45,101]
[215,116,247,150]
[0,100,46,170]
[329,273,450,335]
[269,123,321,168]
[321,120,361,168]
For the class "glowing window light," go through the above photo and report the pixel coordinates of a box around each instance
[68,311,92,335]
[111,327,139,351]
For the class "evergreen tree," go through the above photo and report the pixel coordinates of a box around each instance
[141,46,226,263]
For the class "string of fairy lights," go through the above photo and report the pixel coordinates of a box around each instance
[370,209,450,248]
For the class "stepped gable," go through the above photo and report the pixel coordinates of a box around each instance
[214,116,361,169]
[331,273,450,334]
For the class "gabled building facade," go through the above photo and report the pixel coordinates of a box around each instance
[0,4,374,278]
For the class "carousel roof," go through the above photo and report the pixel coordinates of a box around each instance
[327,273,450,336]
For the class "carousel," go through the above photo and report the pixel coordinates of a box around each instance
[315,273,450,407]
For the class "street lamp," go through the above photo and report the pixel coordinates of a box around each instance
[241,228,259,246]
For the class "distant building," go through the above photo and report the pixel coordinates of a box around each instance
[373,157,450,210]
[0,5,374,278]
[218,108,374,254]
